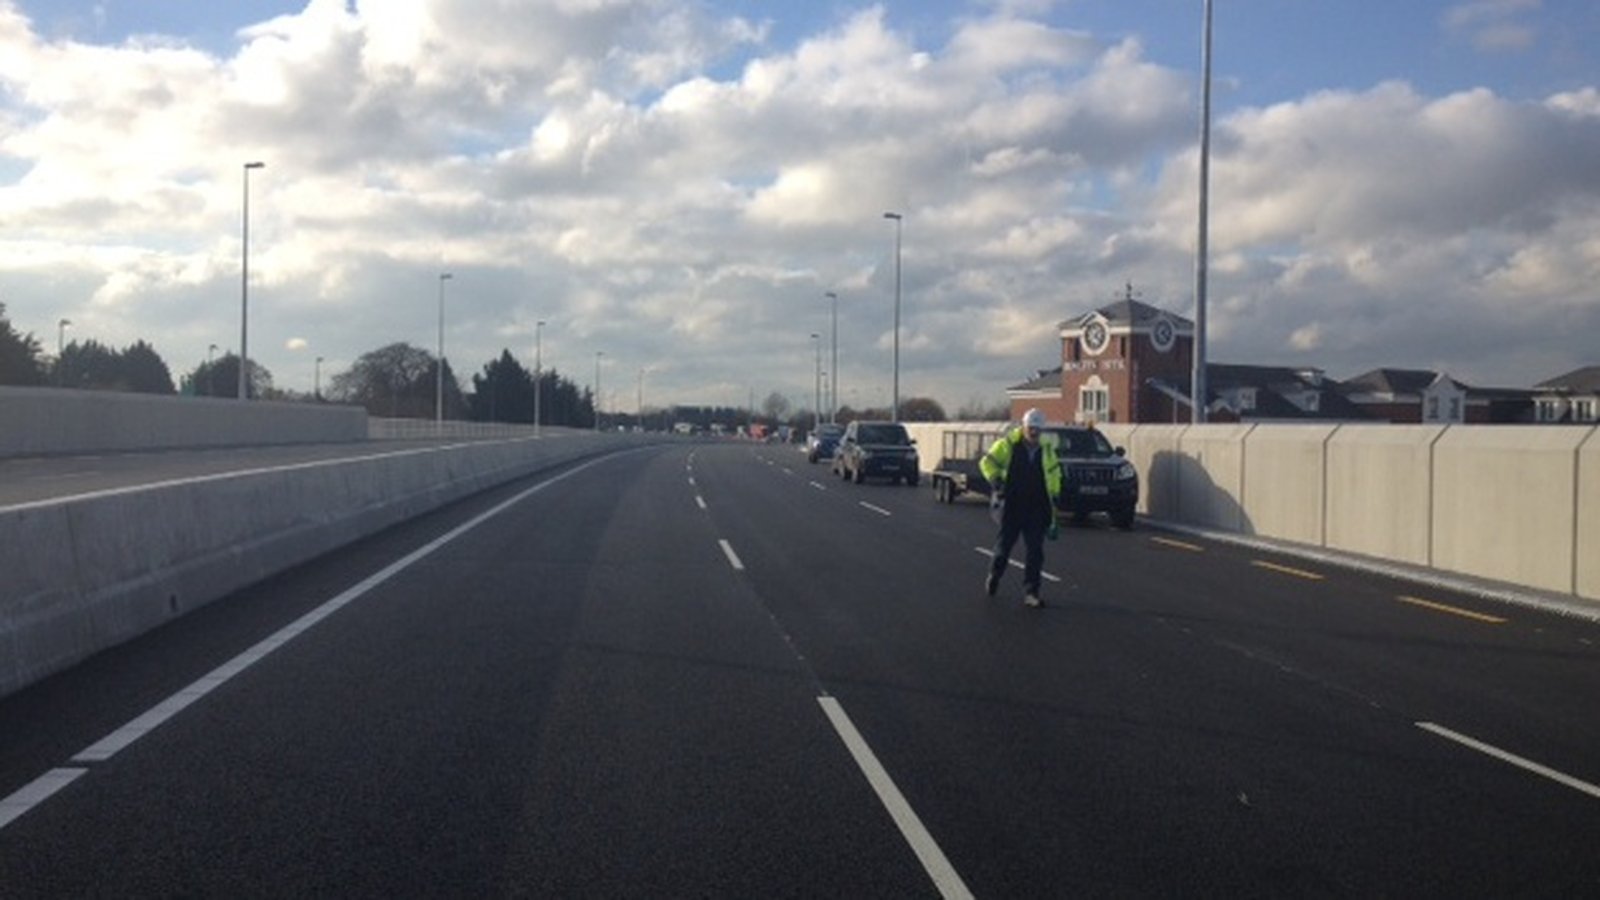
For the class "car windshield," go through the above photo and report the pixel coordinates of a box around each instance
[1050,429,1113,457]
[818,425,844,438]
[857,424,910,445]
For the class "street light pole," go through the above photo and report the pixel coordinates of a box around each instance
[315,356,323,401]
[1192,0,1213,424]
[594,351,604,432]
[882,212,902,422]
[56,318,70,386]
[825,291,838,423]
[208,344,217,396]
[239,161,265,400]
[436,272,452,427]
[811,332,821,433]
[534,320,545,438]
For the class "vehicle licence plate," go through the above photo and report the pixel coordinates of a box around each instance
[1080,485,1109,495]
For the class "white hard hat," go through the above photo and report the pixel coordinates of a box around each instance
[1022,408,1045,429]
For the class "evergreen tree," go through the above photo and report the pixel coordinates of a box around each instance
[0,303,45,385]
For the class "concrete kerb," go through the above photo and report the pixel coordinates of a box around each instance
[0,433,658,699]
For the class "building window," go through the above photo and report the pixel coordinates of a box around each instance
[1537,398,1566,422]
[1426,397,1440,421]
[1448,397,1461,421]
[1575,398,1597,423]
[1079,383,1109,421]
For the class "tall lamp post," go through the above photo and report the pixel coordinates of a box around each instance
[239,161,265,400]
[435,272,453,427]
[533,319,545,437]
[314,356,324,402]
[882,212,902,422]
[593,351,604,432]
[1192,0,1213,424]
[810,332,821,433]
[824,291,838,423]
[207,343,218,396]
[56,318,70,386]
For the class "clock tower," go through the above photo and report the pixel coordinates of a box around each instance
[1049,287,1194,424]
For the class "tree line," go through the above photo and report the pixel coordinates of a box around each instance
[2,304,992,429]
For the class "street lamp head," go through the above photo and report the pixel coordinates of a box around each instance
[244,161,265,170]
[440,272,453,281]
[883,211,901,221]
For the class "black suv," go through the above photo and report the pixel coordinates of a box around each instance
[833,420,920,485]
[1042,426,1138,528]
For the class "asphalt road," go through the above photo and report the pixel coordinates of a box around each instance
[2,442,1598,897]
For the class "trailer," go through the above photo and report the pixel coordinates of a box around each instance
[929,429,1003,503]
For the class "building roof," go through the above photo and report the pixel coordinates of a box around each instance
[1006,366,1062,393]
[1148,364,1371,420]
[1535,365,1600,393]
[1057,297,1191,331]
[1339,368,1447,397]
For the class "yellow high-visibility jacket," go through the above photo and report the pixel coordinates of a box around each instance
[980,427,1063,505]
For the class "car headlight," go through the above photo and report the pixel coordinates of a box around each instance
[1116,462,1136,480]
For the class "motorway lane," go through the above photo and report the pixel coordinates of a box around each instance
[0,445,931,896]
[724,445,1600,895]
[1,440,1598,896]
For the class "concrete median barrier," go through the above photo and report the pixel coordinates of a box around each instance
[0,432,659,699]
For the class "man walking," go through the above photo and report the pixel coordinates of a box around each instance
[980,408,1062,608]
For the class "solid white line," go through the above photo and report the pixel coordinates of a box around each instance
[0,768,87,831]
[695,495,707,510]
[809,481,826,491]
[817,696,973,900]
[719,539,745,571]
[69,454,612,765]
[1417,722,1600,800]
[972,547,1062,583]
[859,502,892,517]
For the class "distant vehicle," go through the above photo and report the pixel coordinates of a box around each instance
[805,423,844,463]
[833,420,919,485]
[931,424,1138,529]
[1041,425,1138,529]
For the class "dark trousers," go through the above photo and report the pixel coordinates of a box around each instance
[990,515,1046,593]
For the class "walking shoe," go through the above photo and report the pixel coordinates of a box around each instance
[985,572,1001,596]
[1023,592,1043,608]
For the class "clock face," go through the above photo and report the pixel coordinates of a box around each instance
[1151,317,1175,352]
[1082,320,1109,355]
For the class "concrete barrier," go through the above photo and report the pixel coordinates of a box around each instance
[1242,424,1339,547]
[1579,429,1600,602]
[908,420,1597,607]
[0,431,660,699]
[1127,425,1186,518]
[1325,425,1444,567]
[0,386,367,457]
[1431,426,1590,596]
[1178,424,1255,532]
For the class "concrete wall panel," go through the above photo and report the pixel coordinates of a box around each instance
[1178,424,1255,531]
[1325,425,1445,566]
[1126,425,1186,518]
[1577,428,1600,601]
[1432,426,1588,595]
[1242,424,1339,546]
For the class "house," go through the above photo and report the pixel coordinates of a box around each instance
[1006,291,1364,424]
[1338,368,1536,424]
[1532,366,1600,424]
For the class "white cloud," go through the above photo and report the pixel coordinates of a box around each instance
[0,0,1595,405]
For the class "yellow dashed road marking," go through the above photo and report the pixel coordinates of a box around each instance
[1251,560,1325,581]
[1151,537,1205,553]
[1397,595,1507,624]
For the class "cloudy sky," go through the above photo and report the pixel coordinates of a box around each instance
[2,0,1597,414]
